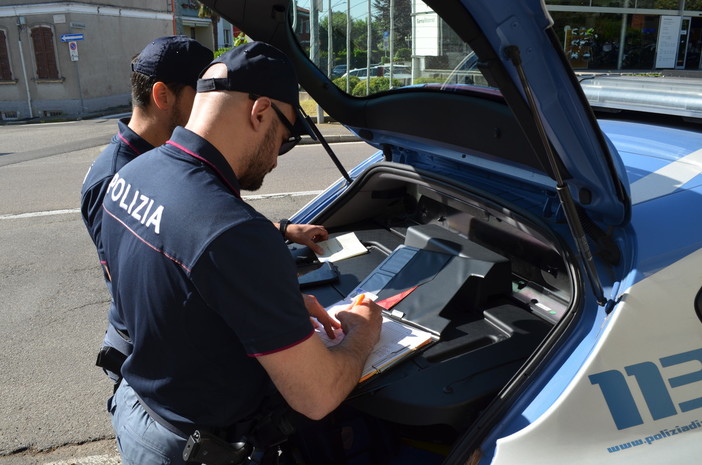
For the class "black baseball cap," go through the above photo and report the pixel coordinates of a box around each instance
[196,41,316,146]
[132,36,214,88]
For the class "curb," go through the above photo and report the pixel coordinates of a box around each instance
[1,113,362,144]
[300,134,360,145]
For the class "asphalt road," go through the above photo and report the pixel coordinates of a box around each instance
[0,117,376,465]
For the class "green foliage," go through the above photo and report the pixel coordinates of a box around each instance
[233,32,248,47]
[653,0,679,8]
[332,75,361,93]
[332,75,407,96]
[319,13,375,63]
[413,77,439,85]
[352,50,368,68]
[318,7,411,72]
[372,0,412,49]
[351,77,406,96]
[214,47,231,58]
[394,48,411,61]
[213,34,248,58]
[197,2,217,19]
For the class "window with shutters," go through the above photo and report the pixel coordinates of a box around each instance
[31,26,59,80]
[0,29,12,81]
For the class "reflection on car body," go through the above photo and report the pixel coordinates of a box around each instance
[343,64,412,83]
[202,1,702,464]
[330,64,347,78]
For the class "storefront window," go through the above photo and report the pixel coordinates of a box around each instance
[591,0,626,6]
[623,15,658,69]
[551,12,663,70]
[551,12,625,69]
[547,1,702,9]
[684,0,702,11]
[545,1,592,5]
[642,0,683,8]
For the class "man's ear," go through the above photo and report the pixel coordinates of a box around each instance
[151,81,175,111]
[249,96,271,132]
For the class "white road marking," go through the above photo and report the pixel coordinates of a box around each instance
[44,455,121,465]
[241,190,323,201]
[0,191,324,220]
[0,208,80,220]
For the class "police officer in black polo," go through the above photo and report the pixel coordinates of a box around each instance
[100,42,383,465]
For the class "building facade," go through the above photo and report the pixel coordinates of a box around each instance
[0,1,173,120]
[546,0,702,70]
[3,1,700,121]
[173,0,214,50]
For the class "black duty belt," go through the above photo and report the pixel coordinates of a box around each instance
[96,323,131,377]
[95,345,128,375]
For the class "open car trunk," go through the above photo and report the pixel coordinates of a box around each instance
[292,161,577,457]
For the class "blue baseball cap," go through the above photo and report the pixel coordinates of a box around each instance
[196,42,315,140]
[132,36,213,88]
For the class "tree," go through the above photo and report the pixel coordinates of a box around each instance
[319,12,387,68]
[197,1,220,50]
[372,0,412,57]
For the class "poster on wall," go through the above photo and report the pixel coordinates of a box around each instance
[655,16,682,69]
[563,26,596,69]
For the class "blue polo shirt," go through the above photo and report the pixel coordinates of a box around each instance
[81,118,154,335]
[101,126,313,432]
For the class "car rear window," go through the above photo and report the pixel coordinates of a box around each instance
[290,0,492,97]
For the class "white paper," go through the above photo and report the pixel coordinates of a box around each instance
[315,292,433,382]
[315,232,368,263]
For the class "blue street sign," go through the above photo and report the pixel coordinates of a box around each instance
[61,34,84,42]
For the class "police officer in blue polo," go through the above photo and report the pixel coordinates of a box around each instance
[100,42,383,465]
[82,37,330,386]
[81,36,213,382]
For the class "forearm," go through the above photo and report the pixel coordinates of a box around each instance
[258,330,377,420]
[328,326,377,376]
[325,327,377,391]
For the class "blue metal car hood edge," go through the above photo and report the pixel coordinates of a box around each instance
[428,0,631,227]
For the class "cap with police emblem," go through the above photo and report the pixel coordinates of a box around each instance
[196,41,315,142]
[132,36,213,88]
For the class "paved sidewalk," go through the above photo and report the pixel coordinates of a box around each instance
[301,121,360,144]
[1,109,362,145]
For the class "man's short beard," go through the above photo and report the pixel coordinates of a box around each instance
[238,124,278,191]
[169,100,184,135]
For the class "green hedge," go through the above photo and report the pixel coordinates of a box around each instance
[213,47,231,58]
[332,76,414,96]
[332,76,361,93]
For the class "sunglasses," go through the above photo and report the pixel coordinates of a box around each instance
[249,94,302,155]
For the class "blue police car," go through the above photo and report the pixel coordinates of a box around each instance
[205,1,702,464]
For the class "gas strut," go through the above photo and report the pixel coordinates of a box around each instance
[506,45,607,307]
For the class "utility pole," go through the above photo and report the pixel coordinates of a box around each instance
[16,17,33,119]
[172,0,183,35]
[327,0,333,78]
[389,0,395,87]
[310,0,324,122]
[346,0,351,93]
[366,0,371,95]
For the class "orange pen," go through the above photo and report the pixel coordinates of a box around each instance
[350,293,366,308]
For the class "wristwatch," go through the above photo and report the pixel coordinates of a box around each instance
[279,219,290,238]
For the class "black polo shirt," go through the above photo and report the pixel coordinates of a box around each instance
[101,126,313,431]
[81,118,154,334]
